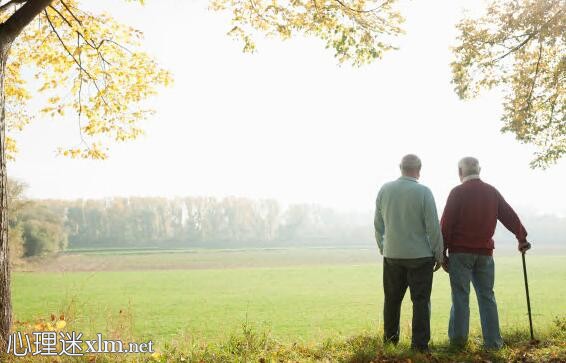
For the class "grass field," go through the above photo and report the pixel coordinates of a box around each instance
[11,248,566,349]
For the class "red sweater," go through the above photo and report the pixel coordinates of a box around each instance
[441,178,528,256]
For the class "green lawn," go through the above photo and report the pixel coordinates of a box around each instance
[11,252,566,346]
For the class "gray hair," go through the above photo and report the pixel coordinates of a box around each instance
[458,157,481,177]
[400,154,422,172]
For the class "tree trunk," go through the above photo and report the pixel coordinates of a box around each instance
[0,0,56,348]
[0,39,10,349]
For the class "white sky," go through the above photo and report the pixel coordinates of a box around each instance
[8,0,566,215]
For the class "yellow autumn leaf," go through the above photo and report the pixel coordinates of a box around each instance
[55,320,67,330]
[151,351,162,360]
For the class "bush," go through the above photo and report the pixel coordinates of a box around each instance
[22,219,67,257]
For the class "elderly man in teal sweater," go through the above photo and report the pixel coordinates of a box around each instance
[374,154,444,352]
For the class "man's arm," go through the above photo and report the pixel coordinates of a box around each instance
[374,189,385,255]
[496,190,530,251]
[423,188,444,264]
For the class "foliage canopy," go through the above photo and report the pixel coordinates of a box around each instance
[3,0,172,160]
[452,0,565,168]
[210,0,405,65]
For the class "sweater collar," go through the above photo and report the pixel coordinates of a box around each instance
[462,174,481,183]
[399,176,419,183]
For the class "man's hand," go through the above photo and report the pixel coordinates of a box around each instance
[518,240,531,253]
[433,261,442,272]
[442,257,449,273]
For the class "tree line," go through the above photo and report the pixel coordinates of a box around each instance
[8,179,372,257]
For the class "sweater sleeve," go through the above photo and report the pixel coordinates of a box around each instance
[374,189,385,255]
[496,191,528,243]
[424,188,444,263]
[440,189,458,257]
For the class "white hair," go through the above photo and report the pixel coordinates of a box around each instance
[400,154,422,172]
[458,157,481,177]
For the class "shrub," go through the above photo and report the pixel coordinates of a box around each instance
[22,219,67,257]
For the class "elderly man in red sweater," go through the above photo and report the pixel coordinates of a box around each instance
[441,157,531,349]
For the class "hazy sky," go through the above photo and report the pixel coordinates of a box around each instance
[9,0,566,215]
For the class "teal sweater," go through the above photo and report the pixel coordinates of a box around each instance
[374,176,444,262]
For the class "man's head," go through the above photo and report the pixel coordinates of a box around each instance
[458,156,481,182]
[399,154,422,179]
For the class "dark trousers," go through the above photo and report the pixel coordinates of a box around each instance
[383,256,434,349]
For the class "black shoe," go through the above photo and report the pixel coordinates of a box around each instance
[449,339,467,350]
[411,345,430,353]
[383,336,399,346]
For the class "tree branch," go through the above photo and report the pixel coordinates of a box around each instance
[43,9,111,109]
[0,0,27,15]
[333,0,393,14]
[76,32,88,149]
[523,40,544,114]
[0,0,53,42]
[59,0,81,26]
[48,4,96,49]
[490,32,537,63]
[489,8,564,64]
[46,5,118,67]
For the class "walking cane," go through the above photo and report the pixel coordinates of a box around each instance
[521,243,534,341]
